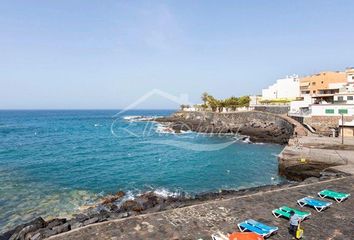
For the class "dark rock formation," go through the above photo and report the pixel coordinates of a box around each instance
[120,200,144,213]
[100,191,125,205]
[51,223,70,235]
[5,217,46,240]
[155,111,294,144]
[46,219,66,229]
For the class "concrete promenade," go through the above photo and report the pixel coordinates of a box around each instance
[279,136,354,180]
[48,177,354,240]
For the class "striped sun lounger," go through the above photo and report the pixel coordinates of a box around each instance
[272,206,311,220]
[237,219,278,238]
[318,189,351,203]
[297,196,332,212]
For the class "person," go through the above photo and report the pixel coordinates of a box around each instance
[289,210,301,239]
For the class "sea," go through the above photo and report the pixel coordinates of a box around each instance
[0,110,284,232]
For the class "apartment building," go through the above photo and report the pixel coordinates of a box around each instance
[261,75,300,100]
[300,71,346,96]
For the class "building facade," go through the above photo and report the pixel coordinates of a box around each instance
[262,75,300,100]
[346,67,354,83]
[310,104,354,116]
[300,71,346,95]
[339,119,354,137]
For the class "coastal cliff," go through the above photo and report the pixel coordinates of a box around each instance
[156,111,295,144]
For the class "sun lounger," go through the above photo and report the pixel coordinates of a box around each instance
[297,196,332,212]
[272,206,311,220]
[318,189,351,203]
[211,235,225,240]
[237,219,278,238]
[211,233,228,240]
[228,232,264,240]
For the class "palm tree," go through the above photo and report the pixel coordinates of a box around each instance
[238,96,250,107]
[206,95,218,112]
[217,99,225,112]
[201,92,209,106]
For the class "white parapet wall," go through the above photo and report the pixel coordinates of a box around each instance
[310,104,354,116]
[289,95,313,115]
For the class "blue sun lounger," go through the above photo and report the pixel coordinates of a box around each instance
[237,219,278,237]
[297,196,332,212]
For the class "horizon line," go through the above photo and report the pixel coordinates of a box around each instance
[0,108,178,111]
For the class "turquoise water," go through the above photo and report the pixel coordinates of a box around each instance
[0,110,284,232]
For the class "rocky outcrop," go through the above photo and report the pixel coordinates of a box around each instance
[278,137,351,181]
[0,217,46,240]
[0,191,187,240]
[156,111,295,144]
[100,191,125,205]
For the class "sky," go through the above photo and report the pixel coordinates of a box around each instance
[1,0,354,109]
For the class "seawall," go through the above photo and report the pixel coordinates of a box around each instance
[278,136,354,180]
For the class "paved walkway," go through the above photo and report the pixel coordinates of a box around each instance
[279,114,311,137]
[48,177,354,240]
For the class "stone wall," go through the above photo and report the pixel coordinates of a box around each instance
[253,105,290,115]
[304,116,354,136]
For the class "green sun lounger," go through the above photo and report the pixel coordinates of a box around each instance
[318,189,351,203]
[272,206,311,220]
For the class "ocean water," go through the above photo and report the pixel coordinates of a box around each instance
[0,110,284,232]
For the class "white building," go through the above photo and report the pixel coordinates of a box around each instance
[310,104,354,116]
[289,95,314,115]
[262,75,300,100]
[334,93,354,104]
[289,72,354,116]
[346,67,354,83]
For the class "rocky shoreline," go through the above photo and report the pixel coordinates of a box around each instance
[155,111,294,144]
[2,111,351,240]
[1,173,345,240]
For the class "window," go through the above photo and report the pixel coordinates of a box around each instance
[325,109,335,114]
[339,109,348,114]
[321,81,324,84]
[338,96,344,101]
[312,82,316,85]
[348,96,353,100]
[313,90,316,94]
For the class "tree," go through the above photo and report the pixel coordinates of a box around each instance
[205,95,218,112]
[201,92,209,106]
[180,104,190,110]
[225,96,239,110]
[217,99,226,112]
[238,96,250,107]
